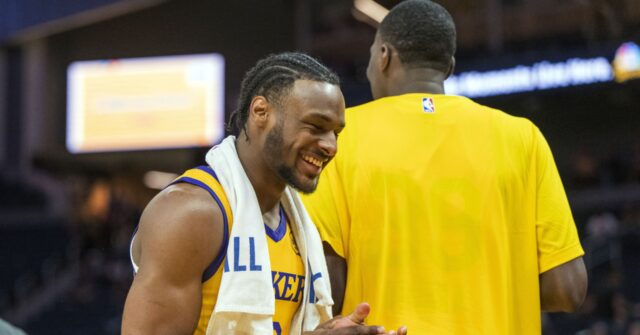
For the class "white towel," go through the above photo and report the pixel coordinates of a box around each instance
[204,136,333,335]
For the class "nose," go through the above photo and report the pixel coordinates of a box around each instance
[318,132,337,158]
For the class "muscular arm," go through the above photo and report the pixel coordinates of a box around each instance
[324,242,347,316]
[540,256,587,312]
[122,184,224,335]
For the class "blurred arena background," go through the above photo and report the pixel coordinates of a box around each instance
[0,0,639,334]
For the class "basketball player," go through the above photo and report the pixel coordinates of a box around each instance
[121,53,402,335]
[302,1,587,333]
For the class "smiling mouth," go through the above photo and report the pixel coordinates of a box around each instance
[302,154,326,169]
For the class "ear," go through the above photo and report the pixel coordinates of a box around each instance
[445,56,456,79]
[249,96,270,129]
[379,43,392,73]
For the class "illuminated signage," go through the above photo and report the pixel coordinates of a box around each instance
[445,57,613,98]
[67,53,225,153]
[444,41,640,97]
[613,42,640,83]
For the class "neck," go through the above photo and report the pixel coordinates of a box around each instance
[235,134,285,214]
[386,67,447,96]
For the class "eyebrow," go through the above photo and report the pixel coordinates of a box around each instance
[305,112,345,128]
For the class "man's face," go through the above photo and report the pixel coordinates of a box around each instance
[366,33,385,100]
[263,79,345,194]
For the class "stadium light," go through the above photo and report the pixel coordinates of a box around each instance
[353,0,388,25]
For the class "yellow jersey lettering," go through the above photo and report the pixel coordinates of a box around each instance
[273,271,306,301]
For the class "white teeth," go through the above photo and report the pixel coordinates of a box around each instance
[303,155,323,168]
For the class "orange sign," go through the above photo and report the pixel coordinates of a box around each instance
[67,54,225,153]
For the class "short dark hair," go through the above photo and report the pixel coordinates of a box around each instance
[228,52,340,137]
[379,0,456,72]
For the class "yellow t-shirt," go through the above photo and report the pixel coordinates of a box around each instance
[302,94,584,334]
[173,167,305,335]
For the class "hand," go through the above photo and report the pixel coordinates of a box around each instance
[307,303,383,334]
[306,303,407,335]
[387,326,408,335]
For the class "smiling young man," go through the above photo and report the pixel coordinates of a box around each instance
[121,52,398,335]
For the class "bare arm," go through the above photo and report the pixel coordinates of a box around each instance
[540,256,587,312]
[324,242,347,316]
[122,184,224,335]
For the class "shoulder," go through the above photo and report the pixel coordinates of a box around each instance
[465,98,537,137]
[143,182,223,232]
[134,182,225,273]
[346,96,396,114]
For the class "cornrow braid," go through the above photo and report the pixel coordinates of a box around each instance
[228,52,340,138]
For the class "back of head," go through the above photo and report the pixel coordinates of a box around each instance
[379,0,456,72]
[228,52,340,137]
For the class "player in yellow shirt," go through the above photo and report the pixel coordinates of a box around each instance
[302,1,587,334]
[129,166,308,334]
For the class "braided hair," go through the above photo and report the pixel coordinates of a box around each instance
[228,52,340,139]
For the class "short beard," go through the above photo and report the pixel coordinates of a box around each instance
[277,164,317,194]
[264,117,318,194]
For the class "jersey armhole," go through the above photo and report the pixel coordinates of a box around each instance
[171,166,230,282]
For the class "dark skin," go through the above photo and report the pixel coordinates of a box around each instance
[366,33,453,100]
[237,80,344,213]
[122,79,404,335]
[327,32,588,316]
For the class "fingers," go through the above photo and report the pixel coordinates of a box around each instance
[384,326,407,335]
[315,324,404,335]
[334,325,385,334]
[318,302,405,335]
[346,302,371,324]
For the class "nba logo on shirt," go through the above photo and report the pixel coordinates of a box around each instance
[422,97,435,113]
